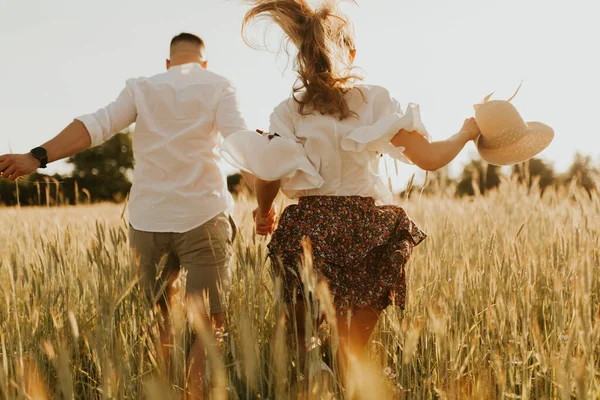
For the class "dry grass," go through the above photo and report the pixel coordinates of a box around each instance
[0,178,599,399]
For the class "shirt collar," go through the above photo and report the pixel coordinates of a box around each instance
[169,62,202,74]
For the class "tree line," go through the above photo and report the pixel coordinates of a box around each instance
[0,132,597,206]
[453,154,598,196]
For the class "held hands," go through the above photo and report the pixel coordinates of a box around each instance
[0,153,40,181]
[460,117,481,141]
[253,206,276,236]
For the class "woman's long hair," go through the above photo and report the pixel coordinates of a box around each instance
[243,0,362,120]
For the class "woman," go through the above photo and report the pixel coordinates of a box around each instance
[222,0,480,367]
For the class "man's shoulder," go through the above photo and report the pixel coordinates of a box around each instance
[122,73,160,88]
[195,68,232,86]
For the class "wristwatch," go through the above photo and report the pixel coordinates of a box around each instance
[30,147,48,169]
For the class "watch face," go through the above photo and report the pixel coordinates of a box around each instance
[31,147,47,158]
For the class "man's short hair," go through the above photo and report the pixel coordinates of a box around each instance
[170,33,206,61]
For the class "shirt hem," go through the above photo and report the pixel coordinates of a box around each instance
[128,204,229,233]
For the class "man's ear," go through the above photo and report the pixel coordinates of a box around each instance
[350,49,356,63]
[201,61,208,69]
[166,59,171,70]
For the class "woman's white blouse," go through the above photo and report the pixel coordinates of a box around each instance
[221,85,430,204]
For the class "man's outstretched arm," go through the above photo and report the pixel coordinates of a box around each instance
[0,83,137,181]
[0,120,92,181]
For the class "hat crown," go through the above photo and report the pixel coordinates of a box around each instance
[473,84,555,166]
[475,100,527,139]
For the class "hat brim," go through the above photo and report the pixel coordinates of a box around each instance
[477,122,554,166]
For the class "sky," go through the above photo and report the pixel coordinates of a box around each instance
[1,0,599,186]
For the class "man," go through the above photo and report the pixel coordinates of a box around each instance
[0,33,253,399]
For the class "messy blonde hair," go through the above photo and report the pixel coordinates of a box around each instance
[243,0,362,120]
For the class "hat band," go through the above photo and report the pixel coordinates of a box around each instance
[479,127,527,149]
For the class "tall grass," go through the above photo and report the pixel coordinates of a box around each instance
[0,178,599,399]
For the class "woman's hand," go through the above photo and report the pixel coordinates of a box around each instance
[460,117,481,141]
[254,178,281,235]
[254,206,276,236]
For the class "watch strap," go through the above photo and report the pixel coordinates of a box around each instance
[30,147,48,169]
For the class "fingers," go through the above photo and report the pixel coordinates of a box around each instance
[254,206,277,235]
[461,117,480,138]
[2,165,17,180]
[0,164,15,177]
[255,222,273,235]
[0,156,11,176]
[256,228,271,236]
[0,155,24,181]
[255,214,275,236]
[256,220,274,233]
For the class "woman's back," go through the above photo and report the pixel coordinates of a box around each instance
[223,84,429,204]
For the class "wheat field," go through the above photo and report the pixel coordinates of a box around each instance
[0,178,599,399]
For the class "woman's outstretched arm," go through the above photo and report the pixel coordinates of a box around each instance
[391,118,480,171]
[255,178,281,235]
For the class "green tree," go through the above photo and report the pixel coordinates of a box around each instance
[512,158,556,192]
[562,152,598,193]
[0,172,65,206]
[456,159,502,196]
[67,131,134,202]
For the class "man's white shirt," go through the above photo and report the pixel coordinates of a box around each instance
[76,62,246,232]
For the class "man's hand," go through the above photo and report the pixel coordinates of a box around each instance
[0,153,40,181]
[254,206,276,236]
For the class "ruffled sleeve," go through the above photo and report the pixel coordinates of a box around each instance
[220,100,324,189]
[340,98,430,164]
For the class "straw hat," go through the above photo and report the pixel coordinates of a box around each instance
[474,84,554,166]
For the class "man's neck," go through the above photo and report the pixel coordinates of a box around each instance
[169,56,203,68]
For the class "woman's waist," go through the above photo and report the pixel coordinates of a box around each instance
[283,181,391,205]
[297,195,376,208]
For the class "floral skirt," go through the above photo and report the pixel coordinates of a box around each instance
[267,196,427,314]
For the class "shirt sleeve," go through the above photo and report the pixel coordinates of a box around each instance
[215,83,248,137]
[220,99,323,188]
[391,97,430,142]
[268,99,296,138]
[75,80,137,147]
[340,87,430,164]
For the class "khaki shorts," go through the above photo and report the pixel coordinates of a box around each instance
[129,213,235,314]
